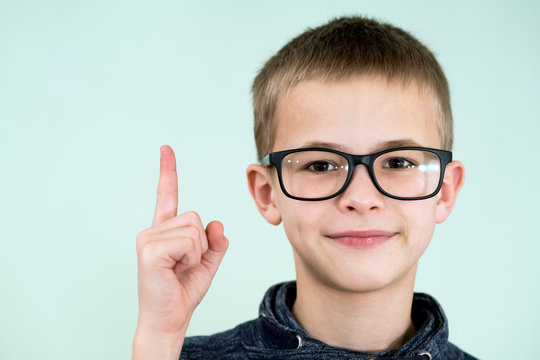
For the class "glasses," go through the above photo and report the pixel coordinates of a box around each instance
[261,147,452,201]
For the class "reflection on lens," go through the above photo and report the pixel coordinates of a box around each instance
[374,150,441,197]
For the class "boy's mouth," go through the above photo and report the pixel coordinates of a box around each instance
[326,230,397,248]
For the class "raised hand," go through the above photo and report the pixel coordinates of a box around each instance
[133,145,229,360]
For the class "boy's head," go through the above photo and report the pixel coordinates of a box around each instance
[252,16,453,161]
[247,16,464,294]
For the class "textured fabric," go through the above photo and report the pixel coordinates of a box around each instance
[181,281,477,359]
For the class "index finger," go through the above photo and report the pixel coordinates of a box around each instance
[152,145,179,226]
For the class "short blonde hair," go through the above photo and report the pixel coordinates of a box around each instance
[252,16,452,161]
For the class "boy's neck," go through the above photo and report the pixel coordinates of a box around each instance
[291,264,417,353]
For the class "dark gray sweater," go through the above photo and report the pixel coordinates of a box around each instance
[181,281,477,359]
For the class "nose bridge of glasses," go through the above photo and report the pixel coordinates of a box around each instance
[338,154,381,200]
[346,154,374,181]
[349,154,372,170]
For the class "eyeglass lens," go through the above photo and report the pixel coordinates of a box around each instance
[280,150,442,199]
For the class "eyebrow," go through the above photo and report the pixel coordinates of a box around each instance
[299,139,425,154]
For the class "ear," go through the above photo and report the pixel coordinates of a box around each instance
[435,160,465,224]
[246,164,282,225]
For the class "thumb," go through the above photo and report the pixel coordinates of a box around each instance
[201,220,229,275]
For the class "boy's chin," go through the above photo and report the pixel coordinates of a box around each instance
[300,260,417,295]
[326,273,403,294]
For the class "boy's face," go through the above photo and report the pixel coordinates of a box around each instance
[248,76,464,293]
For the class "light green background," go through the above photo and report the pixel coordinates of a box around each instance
[1,1,539,359]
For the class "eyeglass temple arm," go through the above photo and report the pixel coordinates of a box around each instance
[261,154,271,167]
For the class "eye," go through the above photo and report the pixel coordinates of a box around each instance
[307,161,338,173]
[382,157,416,169]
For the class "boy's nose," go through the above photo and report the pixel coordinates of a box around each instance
[336,165,385,212]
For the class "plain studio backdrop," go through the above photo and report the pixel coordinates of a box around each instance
[1,1,538,359]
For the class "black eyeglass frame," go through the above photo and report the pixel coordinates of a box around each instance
[261,147,453,201]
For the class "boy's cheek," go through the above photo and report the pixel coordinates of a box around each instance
[279,202,324,242]
[406,202,438,252]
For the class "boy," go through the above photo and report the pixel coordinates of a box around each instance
[133,16,475,359]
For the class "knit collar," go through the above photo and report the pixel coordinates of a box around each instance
[256,281,449,359]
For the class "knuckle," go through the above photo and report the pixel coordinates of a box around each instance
[191,239,204,262]
[185,236,199,255]
[181,254,195,267]
[179,244,198,266]
[135,229,150,250]
[183,210,201,224]
[201,234,209,252]
[201,241,209,255]
[185,225,200,240]
[137,241,160,262]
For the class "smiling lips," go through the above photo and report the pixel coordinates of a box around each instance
[326,231,397,248]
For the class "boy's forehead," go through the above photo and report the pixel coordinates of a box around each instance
[273,76,442,153]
